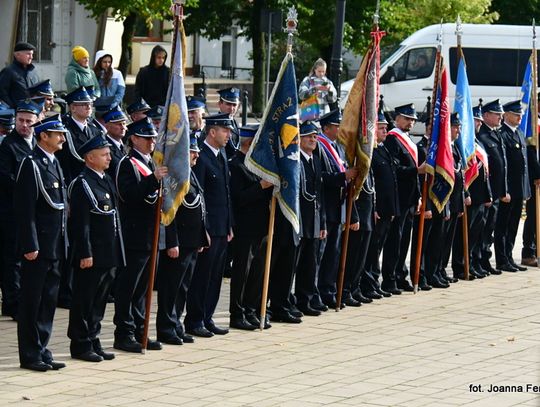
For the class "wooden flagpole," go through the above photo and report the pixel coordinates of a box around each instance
[412,22,443,293]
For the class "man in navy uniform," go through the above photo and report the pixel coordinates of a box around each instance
[113,117,168,352]
[184,113,234,337]
[229,124,273,330]
[156,136,209,345]
[28,79,55,113]
[217,87,240,157]
[126,98,151,122]
[295,122,327,316]
[15,114,68,371]
[0,100,41,320]
[494,100,530,272]
[67,136,125,362]
[102,105,128,177]
[0,104,15,142]
[187,95,206,141]
[315,109,357,309]
[476,99,508,274]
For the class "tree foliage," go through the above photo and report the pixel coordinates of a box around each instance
[490,0,540,25]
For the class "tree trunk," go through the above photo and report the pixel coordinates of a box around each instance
[251,0,265,115]
[118,12,137,78]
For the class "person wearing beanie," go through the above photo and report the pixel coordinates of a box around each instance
[0,42,41,107]
[92,50,125,110]
[65,46,101,97]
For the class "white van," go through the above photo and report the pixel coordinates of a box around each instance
[340,23,536,132]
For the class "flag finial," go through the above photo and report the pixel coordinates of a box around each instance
[533,19,537,48]
[437,20,444,50]
[285,6,298,53]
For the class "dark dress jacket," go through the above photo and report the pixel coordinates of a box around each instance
[499,122,530,200]
[299,152,326,239]
[317,139,347,224]
[229,150,271,239]
[14,147,67,260]
[192,143,233,237]
[0,130,33,216]
[165,170,209,250]
[68,167,125,268]
[355,169,375,232]
[372,142,400,218]
[448,143,468,214]
[468,139,492,206]
[105,135,126,179]
[477,123,508,200]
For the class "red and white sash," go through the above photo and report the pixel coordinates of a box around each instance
[388,128,418,167]
[475,142,489,176]
[130,157,153,177]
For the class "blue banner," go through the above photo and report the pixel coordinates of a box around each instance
[519,58,535,145]
[245,53,300,233]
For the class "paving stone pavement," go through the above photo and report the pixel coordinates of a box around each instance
[1,232,540,406]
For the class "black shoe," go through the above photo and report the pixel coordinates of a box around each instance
[245,314,261,327]
[397,280,414,292]
[297,305,322,316]
[230,317,258,330]
[157,335,183,345]
[95,349,115,360]
[381,285,402,295]
[206,324,229,335]
[46,360,66,370]
[352,292,373,303]
[445,276,459,283]
[187,327,214,338]
[419,283,433,291]
[509,260,527,271]
[455,272,475,281]
[363,291,383,300]
[343,297,361,307]
[72,351,103,362]
[56,300,71,309]
[469,268,485,279]
[270,311,302,323]
[289,306,304,318]
[20,361,52,372]
[376,288,392,297]
[482,263,499,274]
[180,334,195,343]
[429,278,449,288]
[311,303,329,312]
[114,337,143,353]
[107,295,115,303]
[497,263,519,272]
[489,268,502,275]
[135,337,163,350]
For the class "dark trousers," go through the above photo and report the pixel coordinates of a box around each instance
[295,237,320,308]
[522,193,536,259]
[495,198,523,265]
[409,214,432,285]
[68,266,115,355]
[424,211,446,282]
[157,248,197,339]
[18,257,60,365]
[363,217,392,292]
[469,204,487,269]
[382,207,413,289]
[229,235,265,318]
[480,201,499,267]
[114,249,151,339]
[269,235,298,314]
[317,221,342,303]
[185,236,227,330]
[396,210,414,282]
[440,213,460,275]
[343,229,371,298]
[0,217,21,316]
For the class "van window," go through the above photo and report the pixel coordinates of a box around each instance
[449,47,536,86]
[381,47,436,84]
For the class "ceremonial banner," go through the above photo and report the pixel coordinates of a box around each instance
[519,58,536,147]
[454,57,478,187]
[154,19,190,226]
[338,28,384,199]
[246,53,301,233]
[426,64,454,212]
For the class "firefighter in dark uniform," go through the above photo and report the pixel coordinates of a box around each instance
[217,87,240,157]
[67,136,125,362]
[28,79,55,113]
[315,109,357,309]
[0,104,15,141]
[361,112,399,299]
[102,105,128,177]
[0,100,40,320]
[113,117,168,353]
[184,113,234,337]
[15,114,68,371]
[126,98,151,122]
[495,100,530,272]
[294,122,327,316]
[382,104,425,294]
[229,124,273,330]
[187,95,206,142]
[156,136,209,345]
[476,99,508,274]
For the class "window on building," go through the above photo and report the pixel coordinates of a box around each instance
[133,17,163,42]
[221,41,232,70]
[17,0,53,62]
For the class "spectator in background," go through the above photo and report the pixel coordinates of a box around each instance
[93,50,125,111]
[298,58,337,118]
[0,42,41,108]
[65,46,100,97]
[134,45,169,108]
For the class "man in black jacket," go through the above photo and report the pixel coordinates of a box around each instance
[495,100,530,272]
[0,100,41,320]
[113,117,168,353]
[184,113,234,337]
[15,115,68,372]
[0,42,41,108]
[102,105,128,177]
[229,125,273,330]
[134,45,169,108]
[67,136,125,362]
[156,137,209,345]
